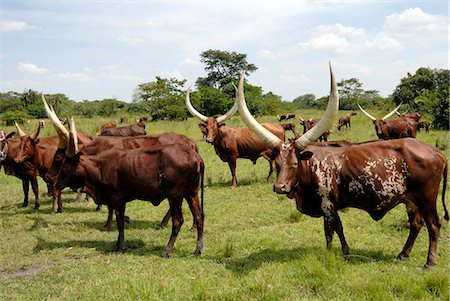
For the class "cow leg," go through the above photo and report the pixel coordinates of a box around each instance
[334,213,350,255]
[74,189,83,202]
[228,159,237,188]
[397,206,424,261]
[114,203,126,252]
[266,160,276,181]
[21,179,29,207]
[57,189,63,213]
[50,187,60,214]
[161,198,183,258]
[30,176,40,210]
[421,207,442,269]
[103,206,114,231]
[158,209,171,229]
[186,195,204,256]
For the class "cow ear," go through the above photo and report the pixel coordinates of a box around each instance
[31,138,40,145]
[6,132,15,139]
[299,151,313,161]
[218,122,226,127]
[198,123,206,130]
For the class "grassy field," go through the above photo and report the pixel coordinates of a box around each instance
[0,111,448,300]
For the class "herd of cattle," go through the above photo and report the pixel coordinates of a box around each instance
[0,63,448,269]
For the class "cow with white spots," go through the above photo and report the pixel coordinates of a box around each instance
[237,63,449,269]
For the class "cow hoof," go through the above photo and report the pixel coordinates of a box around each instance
[160,251,170,259]
[57,208,63,213]
[396,253,409,261]
[194,249,202,257]
[114,244,124,252]
[423,263,435,270]
[102,225,112,232]
[22,202,28,208]
[34,203,40,210]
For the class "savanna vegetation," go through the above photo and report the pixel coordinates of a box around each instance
[0,110,448,300]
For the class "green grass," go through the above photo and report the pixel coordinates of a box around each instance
[0,111,448,300]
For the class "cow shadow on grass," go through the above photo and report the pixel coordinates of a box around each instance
[215,246,398,275]
[33,236,149,254]
[81,218,162,231]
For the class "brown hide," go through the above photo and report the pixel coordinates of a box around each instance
[100,122,146,136]
[199,118,285,187]
[373,118,417,139]
[273,138,448,268]
[300,119,330,141]
[55,143,204,258]
[337,115,351,131]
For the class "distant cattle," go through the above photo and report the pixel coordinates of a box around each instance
[277,113,296,121]
[237,63,449,269]
[417,121,431,133]
[337,114,352,131]
[119,116,129,124]
[358,103,417,139]
[397,111,421,122]
[100,122,116,134]
[55,119,205,257]
[299,117,330,141]
[186,88,286,187]
[100,122,146,136]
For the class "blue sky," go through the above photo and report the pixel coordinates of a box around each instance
[1,0,448,102]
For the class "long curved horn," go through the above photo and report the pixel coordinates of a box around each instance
[42,93,69,149]
[66,117,78,157]
[185,86,238,123]
[14,122,26,138]
[29,120,45,141]
[381,102,403,121]
[294,62,339,149]
[185,87,208,123]
[237,74,283,148]
[357,103,376,121]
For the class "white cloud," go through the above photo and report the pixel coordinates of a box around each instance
[299,33,350,53]
[117,35,145,46]
[280,70,313,85]
[384,7,447,33]
[312,23,365,38]
[180,58,199,66]
[53,72,96,82]
[1,20,29,31]
[18,63,49,74]
[365,34,404,51]
[158,69,184,80]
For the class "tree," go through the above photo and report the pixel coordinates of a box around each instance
[338,78,364,110]
[196,49,258,91]
[133,77,188,121]
[292,93,316,109]
[392,67,449,129]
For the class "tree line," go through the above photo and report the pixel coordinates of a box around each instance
[1,50,448,129]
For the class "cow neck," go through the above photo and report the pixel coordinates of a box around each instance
[79,155,101,187]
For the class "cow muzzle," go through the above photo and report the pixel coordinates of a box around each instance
[273,182,291,194]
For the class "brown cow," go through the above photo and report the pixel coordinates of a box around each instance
[396,111,421,122]
[358,103,417,139]
[237,63,449,269]
[298,117,330,141]
[0,130,40,209]
[14,118,92,214]
[55,119,204,257]
[185,88,285,187]
[417,121,431,133]
[277,113,296,121]
[337,114,351,131]
[100,122,146,136]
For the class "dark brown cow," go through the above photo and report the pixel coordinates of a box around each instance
[280,123,297,136]
[417,121,431,133]
[185,88,285,187]
[100,122,116,134]
[237,63,448,269]
[397,111,421,122]
[358,104,417,139]
[337,114,351,131]
[55,119,204,257]
[100,122,146,136]
[298,117,330,141]
[277,113,296,121]
[14,119,92,214]
[0,131,40,209]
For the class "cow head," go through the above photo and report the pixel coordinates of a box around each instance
[0,131,15,162]
[237,62,339,195]
[185,87,238,144]
[41,94,71,183]
[14,121,45,163]
[358,102,402,140]
[55,117,82,191]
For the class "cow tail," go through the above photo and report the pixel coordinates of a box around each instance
[442,159,449,221]
[200,160,205,221]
